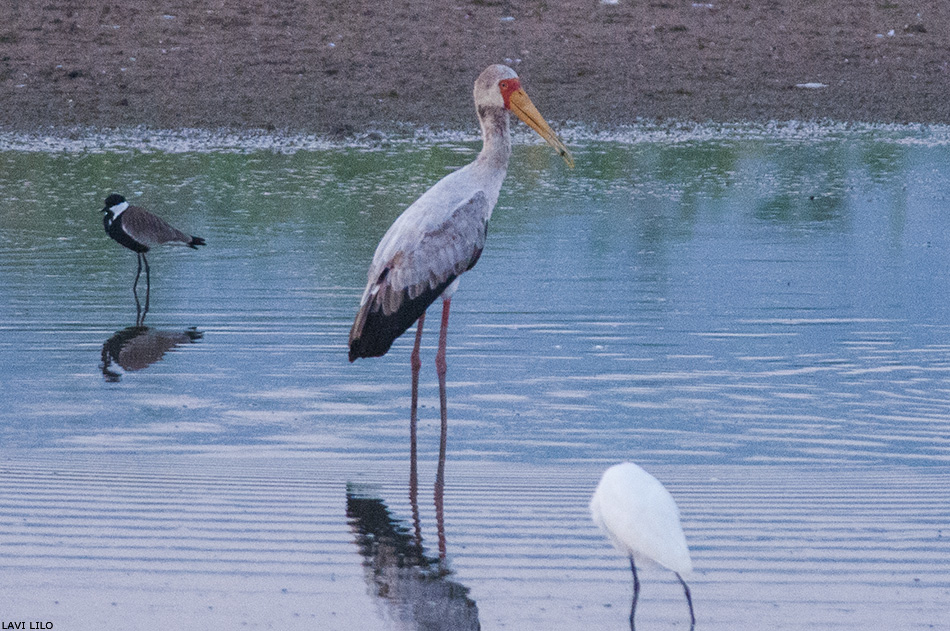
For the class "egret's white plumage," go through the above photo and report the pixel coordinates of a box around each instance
[591,462,692,573]
[590,462,695,631]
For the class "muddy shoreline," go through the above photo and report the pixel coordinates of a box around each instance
[2,1,949,134]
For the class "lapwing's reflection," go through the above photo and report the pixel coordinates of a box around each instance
[100,325,202,382]
[133,273,149,326]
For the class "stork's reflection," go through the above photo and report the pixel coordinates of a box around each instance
[346,448,480,629]
[101,325,202,382]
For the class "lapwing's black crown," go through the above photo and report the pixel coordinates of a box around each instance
[103,193,126,209]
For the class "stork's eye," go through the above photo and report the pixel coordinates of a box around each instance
[500,81,508,90]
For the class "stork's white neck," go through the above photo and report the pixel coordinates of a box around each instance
[476,105,512,169]
[110,201,130,216]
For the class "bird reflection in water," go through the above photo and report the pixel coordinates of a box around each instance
[346,453,480,630]
[346,491,480,630]
[100,325,202,382]
[126,267,149,327]
[132,277,149,326]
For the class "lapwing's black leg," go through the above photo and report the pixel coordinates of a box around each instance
[133,253,143,295]
[142,254,151,322]
[133,254,144,325]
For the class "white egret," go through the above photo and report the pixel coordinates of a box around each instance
[590,462,695,630]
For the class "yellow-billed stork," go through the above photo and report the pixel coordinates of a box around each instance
[348,64,573,474]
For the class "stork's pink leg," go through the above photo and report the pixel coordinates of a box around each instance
[435,297,451,544]
[435,298,451,439]
[410,313,425,430]
[409,313,425,541]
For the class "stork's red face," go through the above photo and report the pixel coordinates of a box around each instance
[499,77,574,168]
[498,78,523,110]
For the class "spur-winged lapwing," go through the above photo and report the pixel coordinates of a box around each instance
[102,193,205,324]
[101,193,206,306]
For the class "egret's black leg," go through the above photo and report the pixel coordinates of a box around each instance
[676,572,695,631]
[629,557,640,631]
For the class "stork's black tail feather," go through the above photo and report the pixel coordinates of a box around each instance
[348,277,455,362]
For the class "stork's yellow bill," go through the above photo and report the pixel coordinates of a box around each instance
[501,80,575,168]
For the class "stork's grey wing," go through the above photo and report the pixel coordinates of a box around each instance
[121,206,193,247]
[349,191,490,360]
[382,191,489,312]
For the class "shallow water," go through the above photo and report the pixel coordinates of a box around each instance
[1,124,949,629]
